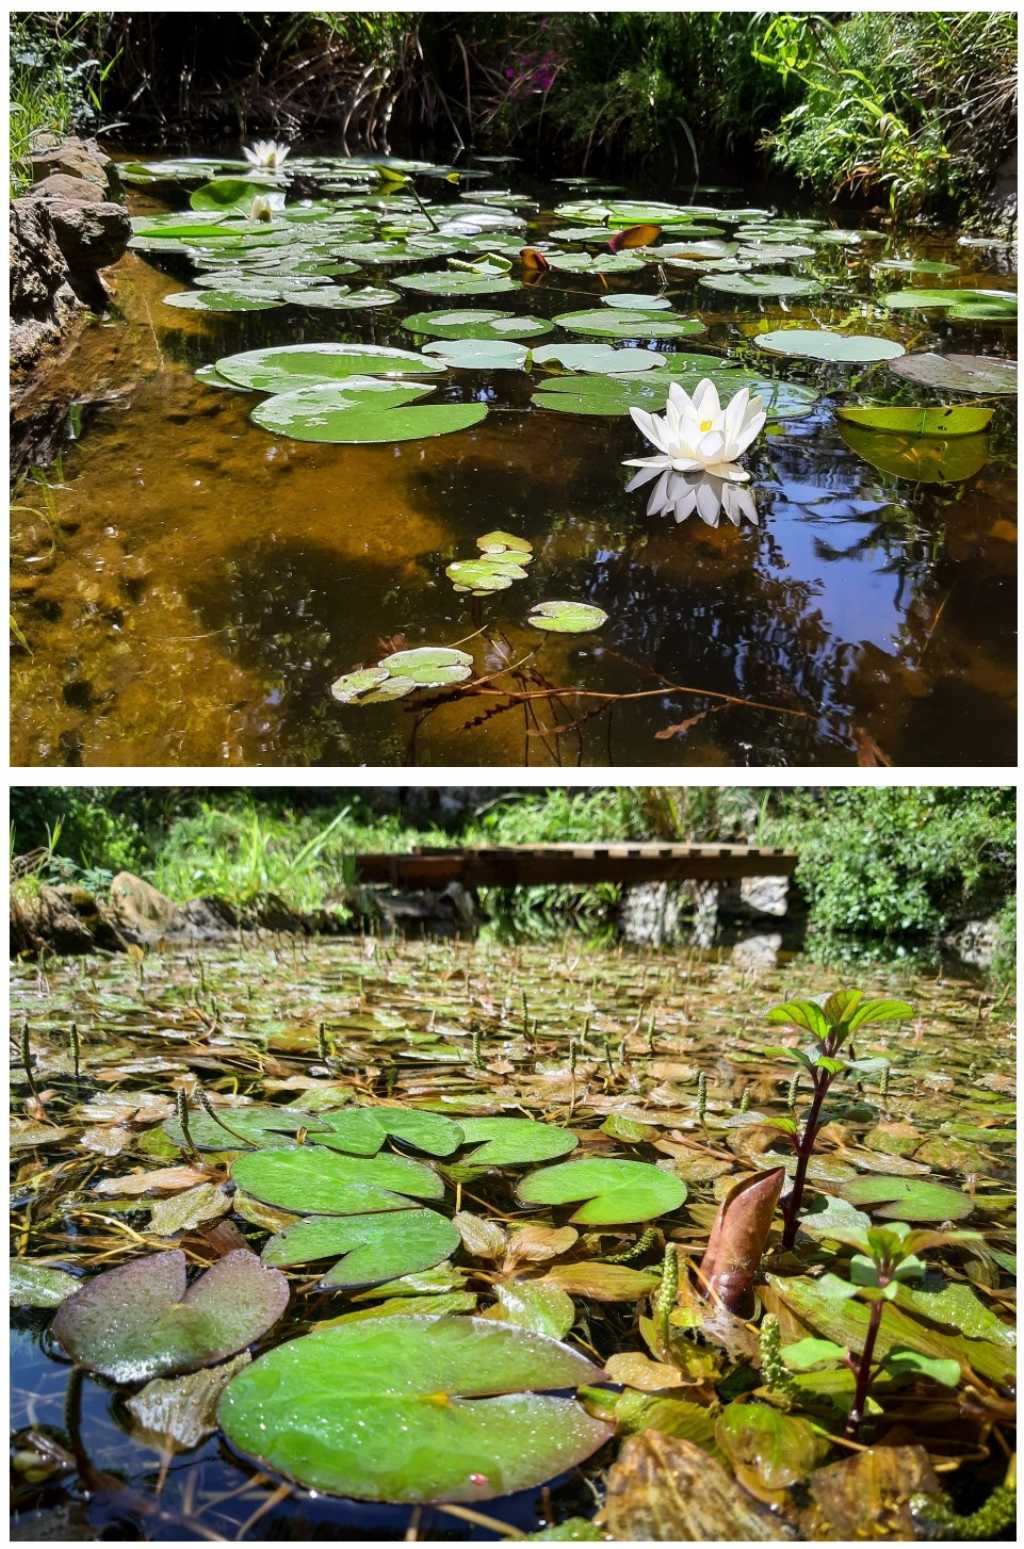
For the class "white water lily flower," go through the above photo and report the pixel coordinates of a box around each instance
[626,467,759,528]
[625,379,766,482]
[247,195,274,223]
[243,140,291,170]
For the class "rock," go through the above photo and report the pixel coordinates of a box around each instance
[33,172,107,205]
[29,135,118,197]
[730,933,783,969]
[109,873,187,942]
[10,882,127,957]
[9,196,81,378]
[619,882,687,947]
[942,916,1001,969]
[43,197,131,305]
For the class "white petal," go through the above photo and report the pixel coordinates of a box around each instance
[723,387,750,449]
[625,466,663,491]
[731,409,767,457]
[673,486,699,522]
[624,454,673,471]
[697,429,726,464]
[667,381,693,418]
[704,460,750,482]
[629,407,669,454]
[668,455,705,473]
[696,480,723,526]
[692,378,722,425]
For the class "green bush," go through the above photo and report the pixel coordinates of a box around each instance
[9,12,109,196]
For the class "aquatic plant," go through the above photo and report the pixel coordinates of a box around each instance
[242,139,290,170]
[763,991,913,1249]
[697,1167,785,1313]
[626,468,760,528]
[624,381,766,482]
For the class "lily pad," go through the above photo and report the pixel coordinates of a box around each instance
[252,383,487,444]
[163,289,281,312]
[756,329,905,363]
[527,601,609,634]
[190,177,284,212]
[231,1146,445,1215]
[840,425,989,485]
[380,649,474,688]
[532,371,817,421]
[840,1176,973,1221]
[457,1117,579,1167]
[882,288,1017,320]
[163,1102,301,1152]
[837,406,993,436]
[214,343,443,393]
[218,1315,610,1503]
[517,1159,686,1224]
[396,271,522,296]
[263,1207,460,1289]
[887,353,1017,396]
[447,557,529,596]
[51,1250,289,1383]
[532,343,665,374]
[699,274,822,298]
[554,309,705,339]
[401,308,552,340]
[308,1105,467,1155]
[10,1261,79,1308]
[421,339,529,370]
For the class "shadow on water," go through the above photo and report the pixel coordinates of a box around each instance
[9,158,1016,766]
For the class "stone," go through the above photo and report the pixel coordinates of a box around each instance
[109,873,187,941]
[45,198,131,297]
[618,882,687,947]
[29,135,118,197]
[9,196,81,377]
[33,173,108,205]
[942,917,1000,968]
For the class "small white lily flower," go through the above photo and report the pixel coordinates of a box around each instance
[625,467,759,528]
[243,140,291,170]
[247,195,274,223]
[624,379,766,483]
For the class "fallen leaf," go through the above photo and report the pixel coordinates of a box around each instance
[502,1223,579,1272]
[605,1352,685,1391]
[453,1210,508,1259]
[149,1182,232,1237]
[602,1431,796,1540]
[542,1262,660,1302]
[93,1166,211,1196]
[126,1353,251,1450]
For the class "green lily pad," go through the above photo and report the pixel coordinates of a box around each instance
[52,1250,289,1383]
[477,530,533,555]
[517,1159,686,1224]
[489,1280,576,1341]
[163,1102,302,1152]
[837,406,994,436]
[872,259,959,277]
[308,1106,467,1156]
[163,289,280,312]
[447,557,529,596]
[380,648,474,687]
[10,1261,79,1308]
[882,288,1017,320]
[396,271,522,296]
[191,177,283,213]
[285,284,399,309]
[756,329,904,363]
[554,309,705,339]
[457,1118,579,1167]
[263,1207,460,1289]
[329,667,400,705]
[214,343,443,393]
[840,425,989,485]
[421,339,529,370]
[840,1175,973,1222]
[252,383,486,444]
[532,371,817,420]
[887,353,1017,396]
[699,274,822,298]
[527,601,608,634]
[600,293,672,310]
[401,308,552,340]
[218,1315,611,1503]
[532,343,665,374]
[231,1146,445,1215]
[545,251,647,274]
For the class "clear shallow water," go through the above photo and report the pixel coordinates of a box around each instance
[10,159,1017,767]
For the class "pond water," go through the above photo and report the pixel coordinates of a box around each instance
[11,935,1015,1540]
[10,152,1017,767]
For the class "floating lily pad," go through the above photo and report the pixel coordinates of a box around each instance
[218,1315,611,1503]
[285,284,399,309]
[214,343,443,393]
[457,1118,579,1167]
[308,1106,467,1156]
[840,425,989,485]
[421,339,529,370]
[837,406,994,437]
[163,289,280,312]
[447,557,529,596]
[600,293,672,310]
[872,259,959,277]
[477,530,533,555]
[191,177,284,212]
[329,667,400,705]
[263,1207,460,1289]
[379,649,475,687]
[756,329,904,363]
[887,353,1017,396]
[52,1250,289,1383]
[401,308,552,340]
[10,1261,79,1308]
[882,288,1017,320]
[331,646,474,706]
[518,1159,686,1224]
[532,373,816,421]
[396,271,522,296]
[163,1102,301,1152]
[527,601,609,634]
[252,382,486,444]
[554,309,705,339]
[532,343,665,374]
[840,1175,974,1222]
[231,1147,445,1215]
[699,274,822,298]
[545,251,647,275]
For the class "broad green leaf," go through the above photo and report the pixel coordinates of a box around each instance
[779,1337,846,1370]
[840,1175,972,1223]
[458,1117,578,1167]
[214,342,443,393]
[10,1261,79,1308]
[837,406,994,437]
[882,287,1017,319]
[881,1348,961,1387]
[840,424,989,484]
[252,383,487,444]
[401,308,553,340]
[532,371,817,421]
[489,1280,576,1340]
[823,990,863,1024]
[396,270,523,296]
[766,999,831,1040]
[715,1400,828,1490]
[263,1207,460,1289]
[532,343,666,373]
[231,1146,445,1215]
[52,1250,288,1384]
[756,329,904,363]
[163,289,280,312]
[845,999,914,1032]
[527,601,608,634]
[518,1159,686,1225]
[191,177,283,212]
[553,309,705,339]
[699,273,822,298]
[421,339,529,370]
[217,1315,611,1503]
[306,1107,466,1157]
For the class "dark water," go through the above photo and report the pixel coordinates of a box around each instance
[10,161,1017,767]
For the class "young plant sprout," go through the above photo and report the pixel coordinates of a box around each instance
[778,1222,977,1439]
[763,991,912,1250]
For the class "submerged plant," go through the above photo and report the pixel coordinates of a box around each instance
[763,991,913,1249]
[624,380,766,482]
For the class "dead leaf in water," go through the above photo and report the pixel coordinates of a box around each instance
[602,1431,796,1540]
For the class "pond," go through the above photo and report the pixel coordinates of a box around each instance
[10,935,1016,1540]
[10,150,1017,767]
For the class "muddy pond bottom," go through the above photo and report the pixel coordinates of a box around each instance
[10,156,1017,766]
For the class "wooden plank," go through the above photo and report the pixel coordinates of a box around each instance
[354,843,798,888]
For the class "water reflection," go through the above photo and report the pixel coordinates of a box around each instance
[626,467,760,527]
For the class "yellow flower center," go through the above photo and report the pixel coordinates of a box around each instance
[699,418,714,432]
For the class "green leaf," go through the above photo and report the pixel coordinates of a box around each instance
[841,1175,972,1223]
[421,339,529,370]
[401,308,553,340]
[779,1337,846,1371]
[845,999,914,1033]
[457,1117,578,1167]
[231,1146,445,1215]
[815,1055,847,1074]
[699,273,822,298]
[887,353,1017,396]
[836,406,993,437]
[517,1159,685,1225]
[489,1280,576,1340]
[526,601,608,634]
[760,1045,812,1068]
[191,177,283,213]
[840,424,989,484]
[396,270,523,296]
[163,289,280,312]
[881,1348,961,1387]
[532,343,666,373]
[252,383,487,444]
[52,1250,288,1384]
[756,329,904,363]
[823,990,863,1025]
[10,1261,79,1308]
[217,1315,611,1503]
[532,370,817,421]
[215,343,443,393]
[816,1273,861,1301]
[552,309,705,339]
[715,1400,828,1490]
[263,1207,460,1290]
[766,999,831,1040]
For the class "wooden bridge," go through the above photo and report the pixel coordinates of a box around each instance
[353,843,798,889]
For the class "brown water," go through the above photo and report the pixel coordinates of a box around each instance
[10,166,1017,767]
